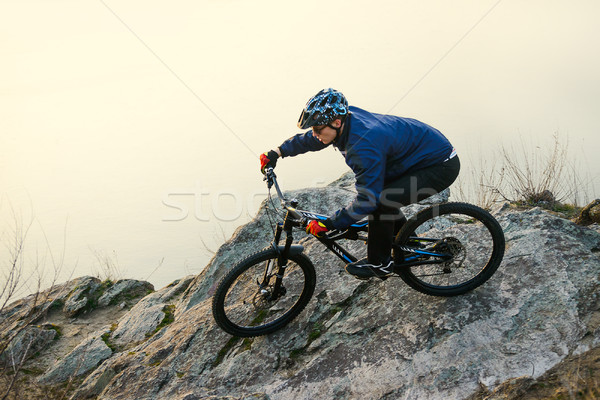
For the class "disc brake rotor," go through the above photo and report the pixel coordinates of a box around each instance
[252,283,286,309]
[434,237,466,271]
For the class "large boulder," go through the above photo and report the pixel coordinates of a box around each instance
[72,193,599,399]
[97,279,154,307]
[0,276,158,397]
[109,277,193,348]
[0,325,57,368]
[62,277,102,317]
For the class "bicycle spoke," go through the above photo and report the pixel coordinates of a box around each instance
[222,262,305,328]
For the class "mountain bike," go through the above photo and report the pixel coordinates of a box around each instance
[212,168,505,337]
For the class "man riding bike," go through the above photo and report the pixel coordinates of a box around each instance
[260,88,460,280]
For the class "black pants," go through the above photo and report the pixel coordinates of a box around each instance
[367,156,461,263]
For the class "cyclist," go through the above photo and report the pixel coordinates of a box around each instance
[260,88,460,280]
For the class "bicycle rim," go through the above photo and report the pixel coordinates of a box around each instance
[394,203,505,296]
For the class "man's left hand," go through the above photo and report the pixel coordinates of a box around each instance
[260,150,279,174]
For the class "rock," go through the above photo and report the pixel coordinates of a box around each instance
[72,180,600,400]
[575,199,600,226]
[63,277,102,317]
[72,364,118,399]
[38,326,113,384]
[0,279,78,336]
[3,173,600,400]
[97,279,154,307]
[0,325,57,367]
[591,204,600,220]
[327,171,355,189]
[110,304,166,347]
[531,189,556,205]
[109,277,192,348]
[0,277,159,397]
[419,187,451,204]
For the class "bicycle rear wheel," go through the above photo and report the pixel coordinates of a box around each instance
[212,248,316,337]
[393,202,505,296]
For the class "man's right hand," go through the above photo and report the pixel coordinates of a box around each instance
[306,220,330,237]
[260,150,280,174]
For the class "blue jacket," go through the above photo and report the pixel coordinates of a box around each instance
[279,106,454,229]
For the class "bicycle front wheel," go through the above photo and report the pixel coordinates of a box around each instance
[393,202,505,297]
[212,248,316,337]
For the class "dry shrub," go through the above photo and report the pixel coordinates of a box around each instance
[453,133,595,210]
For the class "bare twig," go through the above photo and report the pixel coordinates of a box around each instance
[0,205,72,399]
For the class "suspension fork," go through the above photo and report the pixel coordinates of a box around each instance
[259,223,283,287]
[268,214,295,298]
[273,222,283,246]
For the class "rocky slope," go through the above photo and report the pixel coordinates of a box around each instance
[1,174,599,400]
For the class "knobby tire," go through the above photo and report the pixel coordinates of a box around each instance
[212,248,316,337]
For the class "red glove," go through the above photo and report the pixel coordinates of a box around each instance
[306,220,329,236]
[260,150,279,174]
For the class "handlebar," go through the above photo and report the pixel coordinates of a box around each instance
[263,168,286,204]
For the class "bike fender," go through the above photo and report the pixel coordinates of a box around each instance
[274,244,304,256]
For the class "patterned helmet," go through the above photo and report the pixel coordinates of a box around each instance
[297,88,349,129]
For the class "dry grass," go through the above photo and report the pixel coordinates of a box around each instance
[519,346,600,400]
[467,347,600,400]
[453,133,596,211]
[454,146,505,210]
[90,248,123,283]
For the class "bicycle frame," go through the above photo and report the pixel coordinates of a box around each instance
[272,215,365,264]
[263,168,454,281]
